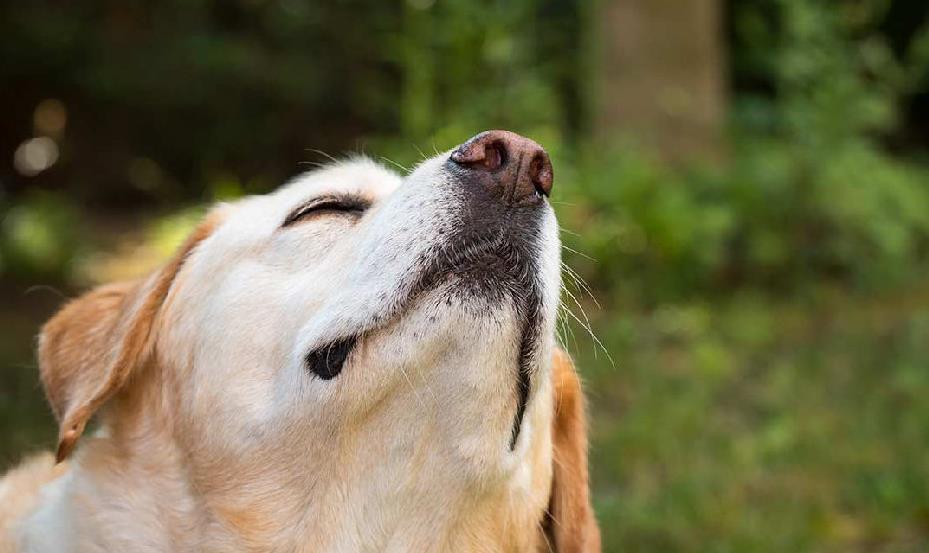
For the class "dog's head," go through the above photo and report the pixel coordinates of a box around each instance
[37,131,599,550]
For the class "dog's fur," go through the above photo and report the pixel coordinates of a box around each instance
[0,147,600,552]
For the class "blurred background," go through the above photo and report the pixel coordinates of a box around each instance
[2,0,929,551]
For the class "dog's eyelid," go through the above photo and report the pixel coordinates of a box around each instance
[282,195,370,227]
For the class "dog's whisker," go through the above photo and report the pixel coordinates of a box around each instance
[304,148,339,163]
[413,367,441,409]
[350,140,367,158]
[567,270,598,307]
[379,156,410,174]
[561,244,596,262]
[535,507,557,553]
[560,302,595,362]
[398,363,430,410]
[564,274,599,312]
[541,503,566,536]
[23,284,67,300]
[412,143,428,162]
[555,304,573,352]
[560,299,613,367]
[561,261,601,309]
[557,300,580,356]
[560,274,596,333]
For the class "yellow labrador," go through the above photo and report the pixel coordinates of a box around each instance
[0,131,600,552]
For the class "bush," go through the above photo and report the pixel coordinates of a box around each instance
[557,0,929,304]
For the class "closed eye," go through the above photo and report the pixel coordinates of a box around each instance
[282,195,370,227]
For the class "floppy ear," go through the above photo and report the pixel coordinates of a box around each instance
[38,218,218,462]
[544,348,601,553]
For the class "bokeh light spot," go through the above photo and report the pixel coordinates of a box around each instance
[13,137,59,176]
[33,98,67,138]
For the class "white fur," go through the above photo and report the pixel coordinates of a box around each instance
[15,153,562,552]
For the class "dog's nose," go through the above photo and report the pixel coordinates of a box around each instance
[450,130,553,205]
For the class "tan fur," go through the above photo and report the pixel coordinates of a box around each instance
[39,215,220,461]
[544,349,602,553]
[0,350,601,553]
[0,158,599,552]
[0,455,66,553]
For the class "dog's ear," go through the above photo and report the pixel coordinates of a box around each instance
[544,348,601,553]
[39,218,218,462]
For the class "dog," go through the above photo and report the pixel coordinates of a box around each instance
[0,130,600,552]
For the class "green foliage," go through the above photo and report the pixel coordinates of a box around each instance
[574,290,929,552]
[558,136,929,303]
[559,0,929,303]
[0,192,83,279]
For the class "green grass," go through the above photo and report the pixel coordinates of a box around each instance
[576,286,929,552]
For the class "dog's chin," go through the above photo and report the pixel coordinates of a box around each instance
[411,229,542,300]
[408,234,546,449]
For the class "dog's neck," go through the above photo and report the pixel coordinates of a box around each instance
[18,363,555,552]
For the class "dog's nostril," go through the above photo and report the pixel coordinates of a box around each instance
[530,154,551,198]
[450,136,507,170]
[482,142,505,171]
[450,130,553,205]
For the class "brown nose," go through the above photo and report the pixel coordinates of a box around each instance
[450,130,553,205]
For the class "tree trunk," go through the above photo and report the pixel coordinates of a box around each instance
[597,0,727,163]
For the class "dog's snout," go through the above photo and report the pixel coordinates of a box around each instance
[450,130,553,205]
